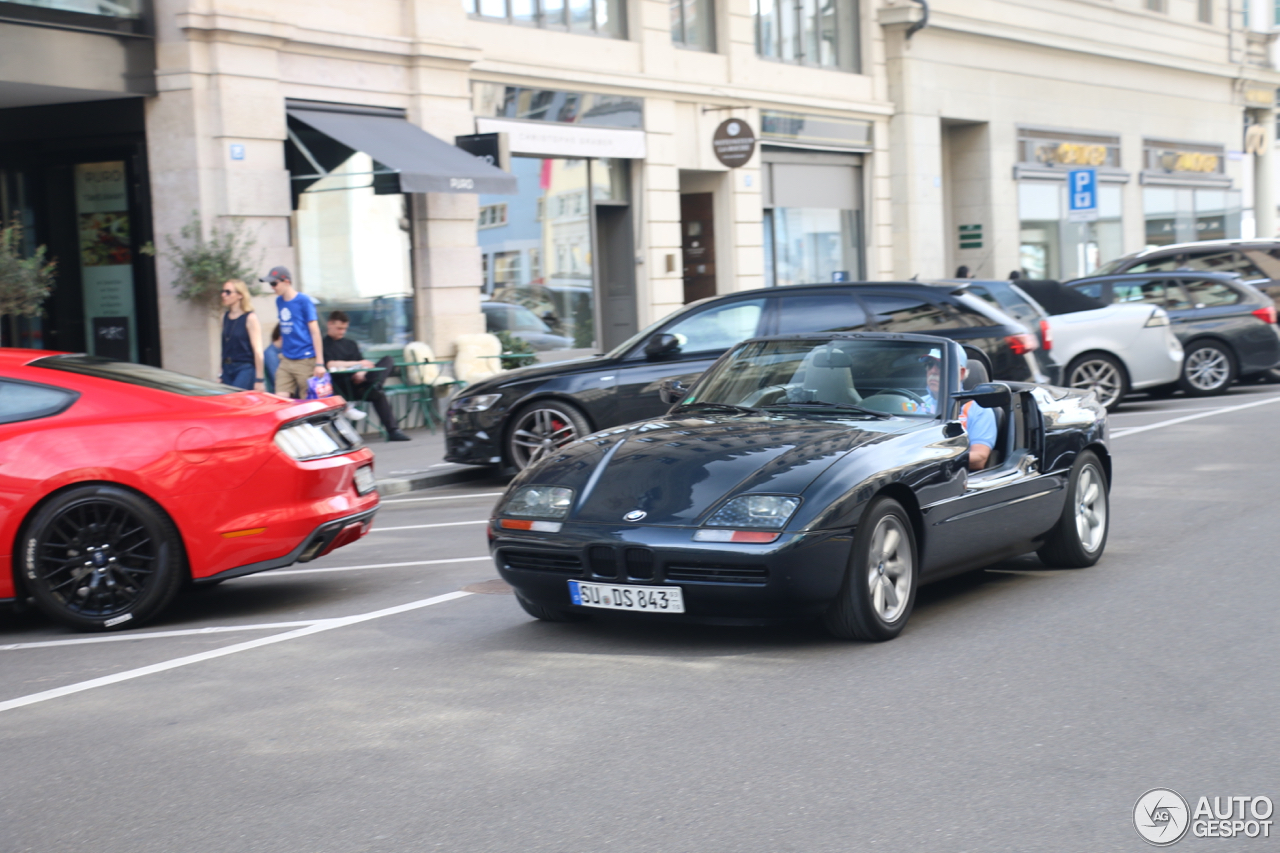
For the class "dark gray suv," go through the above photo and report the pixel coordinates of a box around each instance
[1092,239,1280,305]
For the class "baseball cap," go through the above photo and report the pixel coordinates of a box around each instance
[919,347,943,365]
[260,266,292,284]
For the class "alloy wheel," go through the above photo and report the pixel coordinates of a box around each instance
[1069,359,1123,409]
[509,407,582,468]
[865,514,913,623]
[1074,464,1107,553]
[33,499,157,618]
[1184,346,1231,392]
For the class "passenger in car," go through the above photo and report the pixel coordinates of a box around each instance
[919,350,997,471]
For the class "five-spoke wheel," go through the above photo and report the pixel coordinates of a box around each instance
[22,485,184,631]
[505,402,590,470]
[824,497,917,641]
[1038,450,1109,569]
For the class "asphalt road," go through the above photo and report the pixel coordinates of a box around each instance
[2,386,1278,852]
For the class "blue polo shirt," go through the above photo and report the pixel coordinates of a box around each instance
[276,292,319,360]
[921,392,997,450]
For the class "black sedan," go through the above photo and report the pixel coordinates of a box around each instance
[489,333,1110,641]
[1067,271,1280,393]
[448,281,1053,472]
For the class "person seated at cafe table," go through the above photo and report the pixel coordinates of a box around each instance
[322,310,411,442]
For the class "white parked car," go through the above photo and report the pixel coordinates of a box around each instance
[967,280,1183,411]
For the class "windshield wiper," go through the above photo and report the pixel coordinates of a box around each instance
[763,401,891,419]
[673,401,763,416]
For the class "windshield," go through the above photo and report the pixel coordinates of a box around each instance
[687,339,947,416]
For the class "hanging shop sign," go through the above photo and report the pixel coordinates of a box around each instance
[712,119,756,168]
[74,161,137,362]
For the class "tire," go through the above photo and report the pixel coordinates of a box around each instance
[21,485,185,631]
[514,591,589,622]
[823,497,918,642]
[1178,340,1236,396]
[505,400,591,471]
[1037,450,1109,569]
[1066,353,1129,412]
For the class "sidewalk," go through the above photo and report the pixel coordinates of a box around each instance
[362,425,502,495]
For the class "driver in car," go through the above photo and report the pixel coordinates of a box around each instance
[918,349,997,471]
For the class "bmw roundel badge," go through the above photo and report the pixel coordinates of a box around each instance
[624,510,647,522]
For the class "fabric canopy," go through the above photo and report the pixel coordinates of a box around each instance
[287,106,517,195]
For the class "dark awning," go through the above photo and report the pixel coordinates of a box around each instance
[286,104,517,195]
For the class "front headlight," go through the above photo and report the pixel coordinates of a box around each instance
[705,495,800,529]
[504,485,575,519]
[454,393,502,413]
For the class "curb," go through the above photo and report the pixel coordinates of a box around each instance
[375,463,496,496]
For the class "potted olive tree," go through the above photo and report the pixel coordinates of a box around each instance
[0,219,57,341]
[153,214,261,311]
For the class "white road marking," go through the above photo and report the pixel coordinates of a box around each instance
[0,591,474,714]
[380,492,504,504]
[259,555,492,577]
[1111,393,1280,438]
[370,520,488,533]
[0,621,322,651]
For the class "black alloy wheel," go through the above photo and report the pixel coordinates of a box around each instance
[1177,340,1236,396]
[1066,353,1128,412]
[1037,450,1109,569]
[823,497,918,642]
[505,401,591,470]
[22,485,185,631]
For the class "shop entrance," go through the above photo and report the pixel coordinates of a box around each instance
[0,99,158,364]
[680,192,716,303]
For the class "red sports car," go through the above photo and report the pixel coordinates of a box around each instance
[0,349,379,631]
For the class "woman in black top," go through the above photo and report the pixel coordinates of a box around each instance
[219,279,265,390]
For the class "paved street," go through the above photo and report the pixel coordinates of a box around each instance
[2,387,1278,852]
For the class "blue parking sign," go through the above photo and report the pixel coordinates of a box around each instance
[1067,169,1098,222]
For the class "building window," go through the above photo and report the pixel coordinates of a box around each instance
[1199,0,1211,23]
[1145,0,1166,12]
[478,203,508,229]
[755,0,859,72]
[1018,182,1124,280]
[671,0,714,50]
[466,0,625,37]
[1142,188,1242,248]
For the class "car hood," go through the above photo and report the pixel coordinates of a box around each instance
[515,414,911,526]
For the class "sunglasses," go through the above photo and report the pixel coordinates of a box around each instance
[268,280,282,287]
[921,357,942,368]
[220,289,235,296]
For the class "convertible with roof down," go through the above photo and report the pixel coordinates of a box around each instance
[489,332,1111,641]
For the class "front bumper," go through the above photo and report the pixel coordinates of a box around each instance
[445,409,504,466]
[492,522,855,624]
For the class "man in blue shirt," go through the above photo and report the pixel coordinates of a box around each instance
[261,266,326,398]
[920,349,997,471]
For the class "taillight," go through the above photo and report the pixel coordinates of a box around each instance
[1005,333,1039,355]
[1252,305,1277,324]
[1038,319,1053,352]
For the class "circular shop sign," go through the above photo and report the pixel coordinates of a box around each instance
[712,119,756,168]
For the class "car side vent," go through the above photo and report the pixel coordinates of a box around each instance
[665,563,769,585]
[502,550,583,575]
[588,546,618,579]
[624,548,655,580]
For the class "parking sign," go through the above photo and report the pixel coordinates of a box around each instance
[1067,168,1098,222]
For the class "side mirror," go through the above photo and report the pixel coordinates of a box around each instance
[659,376,691,405]
[645,333,681,360]
[954,382,1012,411]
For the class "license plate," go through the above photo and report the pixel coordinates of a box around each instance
[568,581,685,613]
[353,465,376,495]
